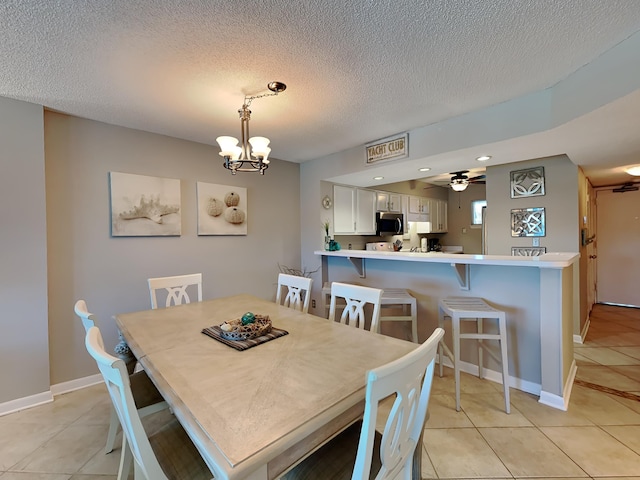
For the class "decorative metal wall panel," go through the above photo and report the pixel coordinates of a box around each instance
[511,247,547,256]
[511,207,545,237]
[510,166,545,198]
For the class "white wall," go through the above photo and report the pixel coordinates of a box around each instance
[0,97,50,404]
[44,112,302,385]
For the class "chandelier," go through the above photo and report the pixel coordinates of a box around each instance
[216,81,286,175]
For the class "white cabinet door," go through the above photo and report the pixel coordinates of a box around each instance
[376,192,401,212]
[431,199,448,232]
[408,196,430,221]
[408,196,423,214]
[356,189,376,234]
[388,193,401,212]
[376,192,389,211]
[333,185,356,234]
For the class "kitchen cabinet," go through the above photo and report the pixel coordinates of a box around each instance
[431,199,448,232]
[376,191,402,212]
[333,185,376,235]
[407,196,430,222]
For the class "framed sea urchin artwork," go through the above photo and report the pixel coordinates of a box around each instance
[197,182,248,235]
[109,172,181,237]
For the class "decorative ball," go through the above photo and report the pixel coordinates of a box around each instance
[224,206,246,224]
[206,197,224,217]
[224,191,240,207]
[241,312,255,325]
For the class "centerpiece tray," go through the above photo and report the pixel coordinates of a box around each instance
[202,313,288,351]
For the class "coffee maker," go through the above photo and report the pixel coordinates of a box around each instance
[427,238,441,252]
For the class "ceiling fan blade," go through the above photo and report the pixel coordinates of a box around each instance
[468,174,486,182]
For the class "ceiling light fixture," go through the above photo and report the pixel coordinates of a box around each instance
[216,81,286,175]
[419,167,431,172]
[476,155,492,162]
[625,165,640,176]
[450,178,469,191]
[373,176,384,180]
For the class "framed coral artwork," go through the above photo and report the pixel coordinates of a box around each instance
[109,172,181,237]
[197,182,247,235]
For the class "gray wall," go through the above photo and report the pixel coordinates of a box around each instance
[44,111,302,385]
[444,183,485,254]
[0,97,50,403]
[485,155,579,255]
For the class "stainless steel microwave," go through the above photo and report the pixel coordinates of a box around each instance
[376,212,404,236]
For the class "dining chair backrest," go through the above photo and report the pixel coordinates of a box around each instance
[74,299,96,332]
[148,273,203,309]
[329,282,383,332]
[353,327,444,480]
[84,326,170,480]
[275,273,313,314]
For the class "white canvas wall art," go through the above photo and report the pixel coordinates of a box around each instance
[197,182,248,235]
[110,172,181,236]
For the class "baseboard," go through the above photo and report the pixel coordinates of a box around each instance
[437,357,541,396]
[0,373,103,417]
[50,373,104,396]
[574,316,591,344]
[0,390,53,417]
[538,359,577,411]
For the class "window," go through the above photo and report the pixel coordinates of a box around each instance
[471,200,487,227]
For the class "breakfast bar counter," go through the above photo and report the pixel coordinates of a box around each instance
[315,249,580,410]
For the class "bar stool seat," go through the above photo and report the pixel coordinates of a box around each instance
[322,282,418,342]
[438,296,510,413]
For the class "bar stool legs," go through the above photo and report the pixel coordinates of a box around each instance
[438,297,510,414]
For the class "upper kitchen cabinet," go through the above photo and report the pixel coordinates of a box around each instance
[408,195,430,222]
[376,191,402,212]
[431,198,448,232]
[333,185,376,235]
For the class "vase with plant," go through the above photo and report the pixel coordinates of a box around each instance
[322,219,331,250]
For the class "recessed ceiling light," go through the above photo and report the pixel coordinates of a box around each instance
[373,176,384,180]
[418,167,431,172]
[625,165,640,176]
[476,155,491,162]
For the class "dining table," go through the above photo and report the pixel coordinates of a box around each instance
[115,293,420,480]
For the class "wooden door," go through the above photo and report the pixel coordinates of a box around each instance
[595,188,640,307]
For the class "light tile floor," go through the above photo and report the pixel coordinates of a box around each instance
[1,304,639,479]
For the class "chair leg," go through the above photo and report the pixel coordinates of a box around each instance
[105,405,119,454]
[453,316,461,412]
[410,301,418,343]
[477,317,484,379]
[118,435,133,480]
[499,315,511,414]
[438,312,444,377]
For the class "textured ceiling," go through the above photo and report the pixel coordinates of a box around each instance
[2,0,640,186]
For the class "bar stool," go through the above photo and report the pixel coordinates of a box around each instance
[322,282,418,342]
[438,296,510,413]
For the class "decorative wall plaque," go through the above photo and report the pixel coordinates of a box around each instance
[511,207,545,237]
[365,133,408,165]
[511,247,547,256]
[510,166,545,198]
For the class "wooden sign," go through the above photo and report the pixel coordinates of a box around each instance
[365,133,408,165]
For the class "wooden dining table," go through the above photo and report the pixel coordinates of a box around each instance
[115,294,419,480]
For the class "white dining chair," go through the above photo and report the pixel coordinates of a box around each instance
[283,327,444,480]
[148,273,203,309]
[84,325,213,480]
[74,300,168,480]
[328,282,383,332]
[276,273,314,313]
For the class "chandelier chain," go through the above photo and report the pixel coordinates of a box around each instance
[244,91,281,108]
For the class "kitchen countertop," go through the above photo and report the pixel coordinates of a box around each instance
[315,249,579,268]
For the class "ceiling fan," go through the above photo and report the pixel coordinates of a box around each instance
[449,170,486,191]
